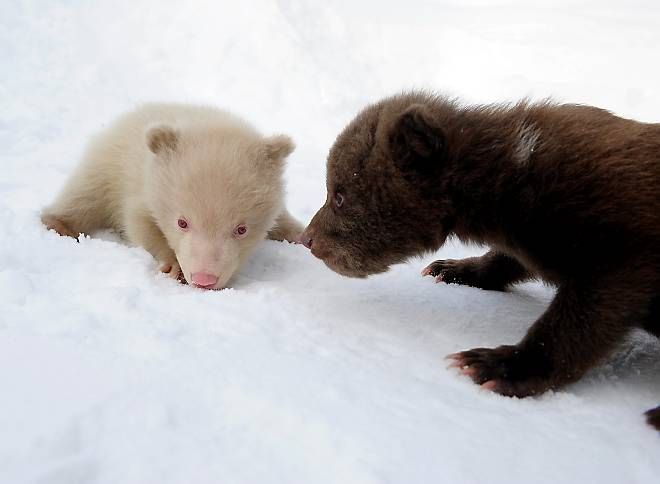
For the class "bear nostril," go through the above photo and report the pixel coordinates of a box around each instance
[301,236,313,249]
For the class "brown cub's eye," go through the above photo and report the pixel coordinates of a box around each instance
[334,192,344,208]
[177,218,188,230]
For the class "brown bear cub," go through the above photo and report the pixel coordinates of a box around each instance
[301,91,660,430]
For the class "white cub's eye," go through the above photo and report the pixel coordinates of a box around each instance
[233,224,248,238]
[178,218,189,230]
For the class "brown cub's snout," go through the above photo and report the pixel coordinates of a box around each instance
[301,208,323,252]
[301,224,323,257]
[301,214,336,266]
[300,230,313,249]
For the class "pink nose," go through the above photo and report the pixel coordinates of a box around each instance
[191,272,219,288]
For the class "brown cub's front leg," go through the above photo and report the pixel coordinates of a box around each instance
[448,277,639,397]
[422,250,530,291]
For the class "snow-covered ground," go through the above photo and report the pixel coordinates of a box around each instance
[1,1,659,482]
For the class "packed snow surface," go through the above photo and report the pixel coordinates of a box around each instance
[1,1,659,483]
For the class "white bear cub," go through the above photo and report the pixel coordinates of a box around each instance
[42,104,302,289]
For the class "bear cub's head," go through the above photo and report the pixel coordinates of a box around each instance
[301,93,456,277]
[145,121,293,289]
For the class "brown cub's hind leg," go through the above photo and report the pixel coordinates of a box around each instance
[268,209,303,243]
[423,250,531,291]
[643,296,660,431]
[646,406,660,431]
[643,295,660,337]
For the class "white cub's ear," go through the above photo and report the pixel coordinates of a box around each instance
[263,134,295,160]
[146,124,180,156]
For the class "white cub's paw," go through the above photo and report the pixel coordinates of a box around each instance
[159,260,184,282]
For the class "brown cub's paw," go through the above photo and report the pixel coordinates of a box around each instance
[645,406,660,431]
[41,214,80,239]
[422,259,481,287]
[447,345,553,397]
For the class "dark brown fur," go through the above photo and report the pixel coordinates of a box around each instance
[301,91,660,430]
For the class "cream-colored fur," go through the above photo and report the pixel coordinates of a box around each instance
[42,103,302,289]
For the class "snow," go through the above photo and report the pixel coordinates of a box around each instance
[1,0,660,482]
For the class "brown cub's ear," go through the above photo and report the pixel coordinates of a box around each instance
[388,104,446,171]
[264,134,295,160]
[146,124,179,156]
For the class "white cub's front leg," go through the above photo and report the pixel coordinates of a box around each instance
[159,259,183,281]
[267,208,303,243]
[123,204,182,280]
